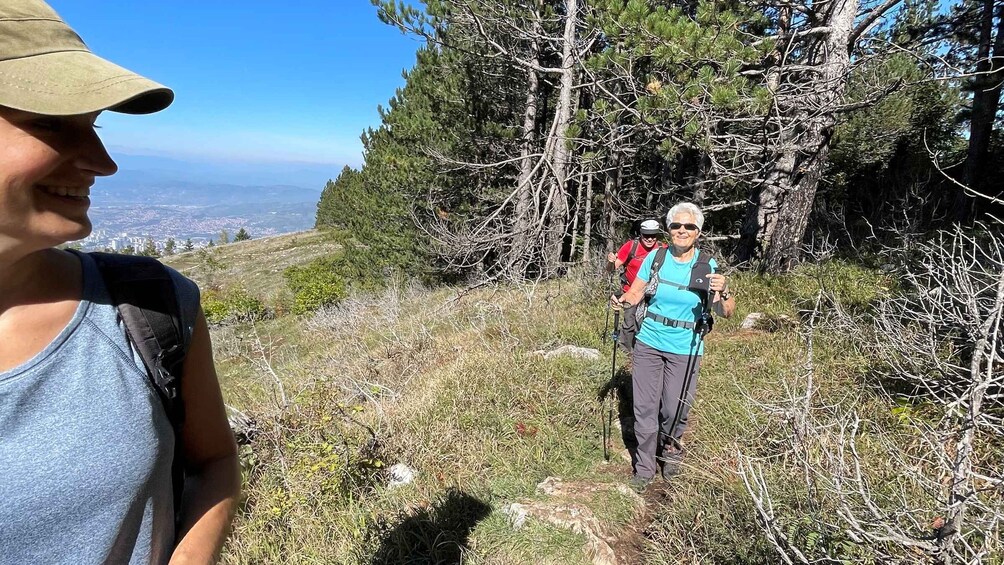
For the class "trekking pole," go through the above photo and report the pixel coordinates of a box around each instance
[602,271,614,343]
[603,304,621,461]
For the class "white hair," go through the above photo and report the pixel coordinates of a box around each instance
[666,202,705,230]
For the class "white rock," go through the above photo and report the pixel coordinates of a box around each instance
[505,502,529,530]
[387,463,417,488]
[536,476,563,495]
[535,345,601,360]
[740,312,797,332]
[740,312,765,330]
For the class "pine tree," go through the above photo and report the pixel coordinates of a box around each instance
[140,238,159,258]
[164,238,176,256]
[330,0,973,279]
[234,228,251,241]
[947,0,1004,220]
[183,238,194,252]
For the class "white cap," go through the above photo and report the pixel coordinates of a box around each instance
[639,220,661,235]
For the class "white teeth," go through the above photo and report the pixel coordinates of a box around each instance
[39,185,90,199]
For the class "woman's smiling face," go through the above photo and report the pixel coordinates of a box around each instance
[0,107,117,251]
[669,212,700,251]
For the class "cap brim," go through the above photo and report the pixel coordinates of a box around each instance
[0,50,173,115]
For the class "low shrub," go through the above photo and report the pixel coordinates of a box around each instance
[202,288,269,325]
[283,257,349,314]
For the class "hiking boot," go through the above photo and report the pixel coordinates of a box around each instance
[657,444,685,480]
[629,475,653,493]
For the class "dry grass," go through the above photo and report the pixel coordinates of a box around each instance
[205,254,945,564]
[165,229,342,302]
[213,269,631,564]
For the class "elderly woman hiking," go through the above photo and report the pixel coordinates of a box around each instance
[612,203,735,491]
[0,1,239,563]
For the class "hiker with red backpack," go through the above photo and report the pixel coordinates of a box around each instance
[611,203,735,492]
[0,2,239,563]
[607,219,666,351]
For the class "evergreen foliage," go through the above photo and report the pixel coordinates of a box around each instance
[318,0,999,278]
[139,237,159,258]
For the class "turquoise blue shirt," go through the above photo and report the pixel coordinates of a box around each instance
[635,249,718,355]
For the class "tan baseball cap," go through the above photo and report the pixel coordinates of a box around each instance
[0,0,173,116]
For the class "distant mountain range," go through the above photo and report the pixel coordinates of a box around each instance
[105,151,342,189]
[93,172,323,207]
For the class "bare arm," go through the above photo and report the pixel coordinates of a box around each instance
[612,275,648,308]
[170,309,241,565]
[708,274,736,319]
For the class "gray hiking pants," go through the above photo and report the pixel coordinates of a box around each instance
[631,341,701,479]
[617,303,639,352]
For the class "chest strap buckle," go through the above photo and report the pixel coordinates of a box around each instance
[644,312,696,330]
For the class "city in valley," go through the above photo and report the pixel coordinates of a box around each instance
[75,202,317,253]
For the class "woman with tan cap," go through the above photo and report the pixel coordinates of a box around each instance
[0,1,239,563]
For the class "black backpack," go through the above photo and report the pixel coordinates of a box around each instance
[637,248,715,336]
[89,252,189,531]
[618,239,640,288]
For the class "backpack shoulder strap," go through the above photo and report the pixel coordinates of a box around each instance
[694,250,712,268]
[626,239,639,262]
[88,252,188,529]
[691,250,714,313]
[650,246,668,277]
[90,252,186,406]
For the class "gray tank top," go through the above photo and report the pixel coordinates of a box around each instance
[0,252,199,564]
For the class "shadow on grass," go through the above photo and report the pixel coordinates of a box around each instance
[599,362,638,465]
[369,489,492,565]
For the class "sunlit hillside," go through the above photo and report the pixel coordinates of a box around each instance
[166,229,341,302]
[160,234,996,564]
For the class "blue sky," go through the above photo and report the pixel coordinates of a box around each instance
[49,1,422,169]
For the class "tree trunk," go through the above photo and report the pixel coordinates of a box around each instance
[691,153,711,205]
[570,161,583,258]
[543,0,578,275]
[604,152,622,254]
[738,0,859,272]
[511,4,543,276]
[583,166,595,263]
[956,0,1004,222]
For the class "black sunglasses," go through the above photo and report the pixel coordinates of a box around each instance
[640,233,659,239]
[669,222,699,231]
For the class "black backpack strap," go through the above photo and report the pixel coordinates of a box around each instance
[649,247,668,280]
[626,239,639,263]
[88,252,188,532]
[691,251,714,306]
